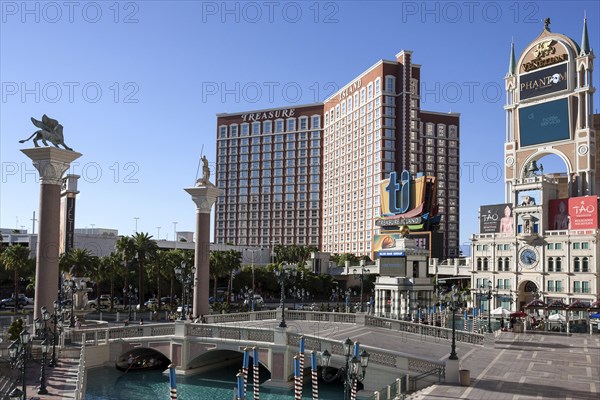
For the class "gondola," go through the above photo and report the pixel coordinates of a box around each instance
[115,350,170,372]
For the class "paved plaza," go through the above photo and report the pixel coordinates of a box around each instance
[11,320,600,399]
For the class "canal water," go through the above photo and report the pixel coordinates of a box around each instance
[85,365,344,400]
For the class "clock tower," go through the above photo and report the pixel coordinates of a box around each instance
[472,17,599,316]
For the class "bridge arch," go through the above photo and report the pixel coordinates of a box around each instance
[188,349,271,376]
[115,347,171,371]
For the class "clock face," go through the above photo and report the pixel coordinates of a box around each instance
[520,248,538,267]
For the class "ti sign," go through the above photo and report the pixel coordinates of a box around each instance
[382,170,411,216]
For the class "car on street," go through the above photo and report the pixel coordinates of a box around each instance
[88,294,120,310]
[177,304,192,314]
[243,294,265,308]
[0,294,32,309]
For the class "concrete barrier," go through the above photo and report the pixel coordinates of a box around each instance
[459,369,470,386]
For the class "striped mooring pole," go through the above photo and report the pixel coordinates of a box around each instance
[293,355,302,400]
[253,347,260,400]
[310,351,319,400]
[168,364,177,400]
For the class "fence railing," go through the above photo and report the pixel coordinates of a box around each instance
[74,339,86,400]
[365,315,485,346]
[367,377,408,400]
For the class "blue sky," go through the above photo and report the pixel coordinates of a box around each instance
[1,1,599,252]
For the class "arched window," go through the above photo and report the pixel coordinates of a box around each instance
[547,257,554,272]
[483,257,489,271]
[477,258,482,271]
[573,257,580,273]
[504,257,510,271]
[497,258,503,271]
[555,257,562,272]
[582,257,589,272]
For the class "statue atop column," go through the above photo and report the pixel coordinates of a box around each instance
[19,114,73,151]
[196,155,214,187]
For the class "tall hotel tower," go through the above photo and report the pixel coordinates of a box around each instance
[321,51,460,258]
[215,51,460,259]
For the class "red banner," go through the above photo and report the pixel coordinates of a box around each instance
[549,196,598,230]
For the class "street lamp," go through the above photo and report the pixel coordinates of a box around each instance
[123,284,138,322]
[64,275,83,328]
[480,282,493,333]
[352,262,370,312]
[175,262,194,320]
[38,339,50,394]
[244,286,254,312]
[445,285,463,360]
[49,300,62,367]
[275,263,296,328]
[320,338,370,400]
[8,328,31,400]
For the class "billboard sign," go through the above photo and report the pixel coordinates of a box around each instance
[519,62,568,100]
[479,204,514,234]
[519,98,570,147]
[549,196,598,230]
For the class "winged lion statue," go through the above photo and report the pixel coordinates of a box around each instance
[19,114,73,151]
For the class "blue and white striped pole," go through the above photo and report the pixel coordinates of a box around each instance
[168,364,177,400]
[293,355,302,400]
[236,371,245,400]
[464,310,468,331]
[310,351,318,400]
[299,336,305,385]
[242,347,249,398]
[253,347,260,400]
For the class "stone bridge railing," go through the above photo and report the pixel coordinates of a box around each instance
[204,310,484,346]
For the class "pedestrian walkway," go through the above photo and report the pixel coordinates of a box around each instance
[409,331,600,399]
[21,357,79,400]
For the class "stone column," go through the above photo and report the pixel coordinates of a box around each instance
[184,183,222,318]
[21,148,82,320]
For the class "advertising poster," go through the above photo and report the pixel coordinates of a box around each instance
[479,204,514,234]
[549,196,598,230]
[519,62,568,100]
[519,98,570,146]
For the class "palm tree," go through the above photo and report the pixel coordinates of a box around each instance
[60,248,97,277]
[115,236,136,290]
[148,250,170,310]
[132,232,158,308]
[209,251,227,302]
[0,244,31,314]
[100,253,122,309]
[224,250,242,305]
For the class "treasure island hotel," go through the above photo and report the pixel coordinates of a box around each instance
[215,51,460,259]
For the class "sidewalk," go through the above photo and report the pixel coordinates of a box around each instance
[409,331,600,399]
[20,357,79,400]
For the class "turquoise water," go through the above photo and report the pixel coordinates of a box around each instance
[85,366,344,400]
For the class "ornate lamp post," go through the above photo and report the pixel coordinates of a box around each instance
[275,263,296,328]
[175,262,194,320]
[244,286,254,312]
[480,282,493,333]
[320,338,370,400]
[446,285,463,360]
[8,328,31,400]
[49,300,61,367]
[353,262,370,312]
[123,284,138,322]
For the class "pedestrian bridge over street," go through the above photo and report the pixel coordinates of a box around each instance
[75,309,485,395]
